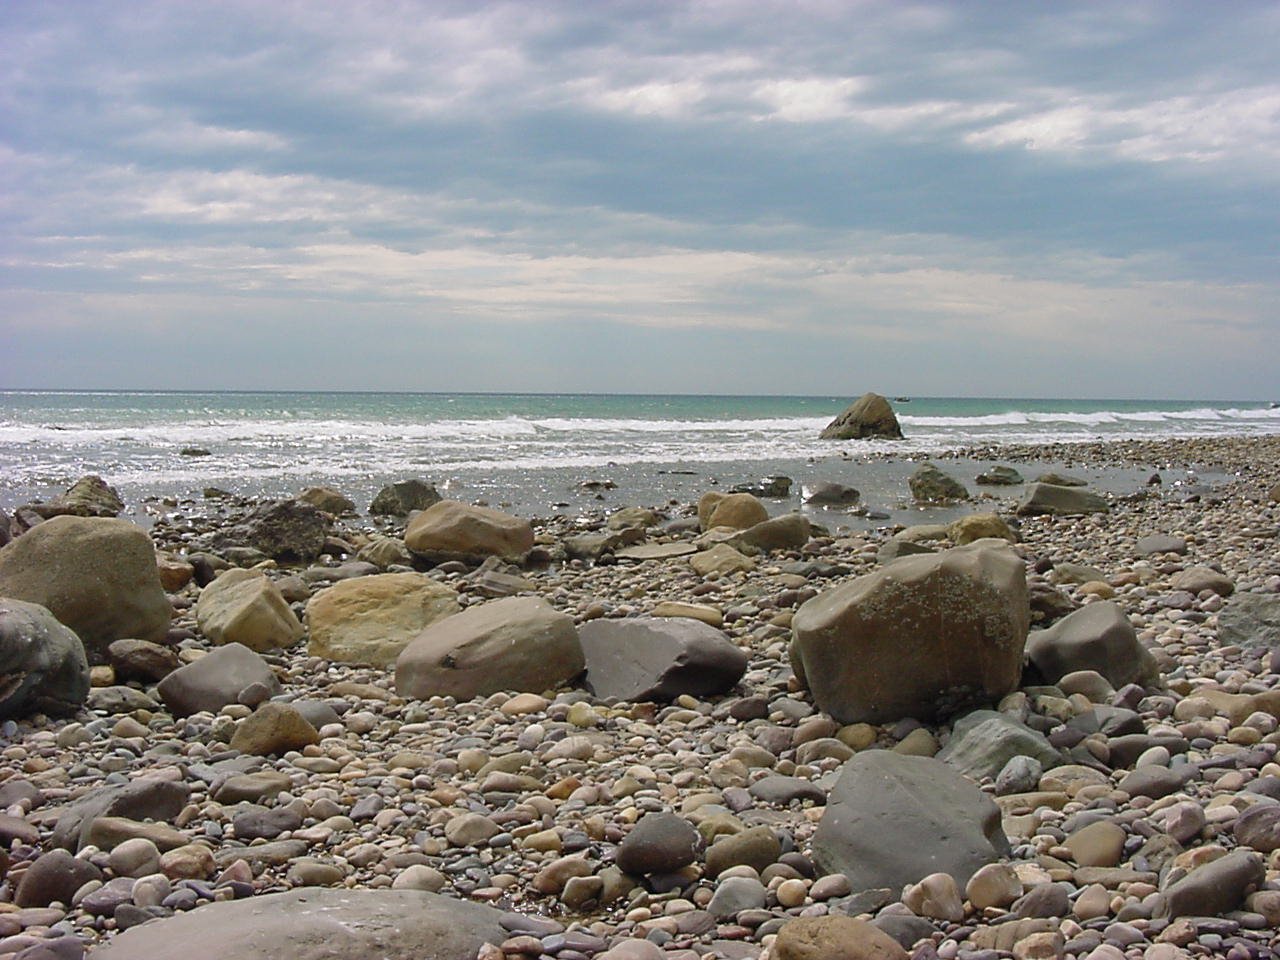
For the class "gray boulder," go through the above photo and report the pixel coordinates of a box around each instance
[811,751,1010,893]
[1025,601,1160,688]
[909,464,969,503]
[202,498,328,563]
[975,466,1024,486]
[0,515,170,661]
[369,478,443,516]
[580,617,748,703]
[0,598,89,718]
[804,482,861,506]
[1217,593,1280,648]
[1017,483,1108,516]
[395,597,583,701]
[157,642,281,717]
[1157,849,1264,920]
[790,540,1028,724]
[616,812,700,876]
[731,513,811,552]
[937,710,1061,782]
[820,393,903,440]
[90,888,508,960]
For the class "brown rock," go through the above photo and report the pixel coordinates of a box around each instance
[229,702,320,756]
[306,572,460,667]
[819,394,904,441]
[773,915,908,960]
[404,500,534,560]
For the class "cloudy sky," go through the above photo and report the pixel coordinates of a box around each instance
[2,1,1278,397]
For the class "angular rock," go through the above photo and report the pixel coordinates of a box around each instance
[205,498,328,563]
[1025,601,1160,688]
[404,500,534,561]
[32,474,124,519]
[369,479,442,516]
[616,812,699,876]
[107,637,180,683]
[395,597,583,701]
[156,642,281,717]
[51,778,190,851]
[819,393,904,441]
[937,710,1060,782]
[306,572,460,667]
[909,464,969,503]
[0,598,89,718]
[1017,483,1109,516]
[1217,593,1280,649]
[196,568,303,652]
[229,702,320,756]
[0,515,170,660]
[949,513,1016,545]
[580,617,747,703]
[811,751,1009,893]
[90,888,509,960]
[356,535,413,569]
[790,540,1028,724]
[975,465,1024,486]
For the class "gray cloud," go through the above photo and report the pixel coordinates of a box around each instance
[1,0,1277,397]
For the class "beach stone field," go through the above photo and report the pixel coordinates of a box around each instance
[1,435,1280,960]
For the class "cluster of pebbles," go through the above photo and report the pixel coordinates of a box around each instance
[2,436,1280,960]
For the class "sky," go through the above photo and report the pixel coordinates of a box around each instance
[1,1,1278,398]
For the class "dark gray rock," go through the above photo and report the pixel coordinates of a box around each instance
[51,778,190,851]
[1157,850,1264,920]
[201,498,328,563]
[31,475,124,519]
[748,776,826,806]
[369,479,442,516]
[1017,483,1108,516]
[14,849,102,908]
[90,888,509,960]
[580,618,747,703]
[615,813,700,875]
[810,751,1009,893]
[804,482,861,506]
[820,393,903,440]
[157,642,281,717]
[975,466,1024,486]
[875,539,936,564]
[1012,882,1071,918]
[937,710,1060,782]
[1117,766,1189,801]
[731,513,811,552]
[0,598,89,719]
[909,464,969,503]
[233,805,303,841]
[731,476,792,498]
[1025,601,1160,689]
[1217,593,1280,649]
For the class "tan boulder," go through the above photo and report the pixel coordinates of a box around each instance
[395,597,583,701]
[0,515,170,661]
[773,915,907,960]
[196,568,303,652]
[298,486,355,515]
[790,540,1028,724]
[156,553,195,592]
[404,500,534,560]
[230,702,321,756]
[819,393,904,441]
[306,572,460,667]
[704,493,768,532]
[690,544,756,577]
[950,513,1017,545]
[355,536,412,569]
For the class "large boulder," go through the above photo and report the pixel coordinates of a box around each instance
[205,498,329,563]
[1217,593,1280,648]
[733,513,811,552]
[0,515,171,661]
[196,568,303,652]
[306,572,460,667]
[820,393,904,440]
[0,598,89,718]
[395,597,583,701]
[90,888,508,960]
[790,540,1028,724]
[1017,483,1109,516]
[157,642,281,717]
[31,474,124,519]
[698,492,768,532]
[298,486,356,515]
[369,479,442,516]
[404,500,534,561]
[804,482,861,506]
[1025,601,1160,688]
[811,751,1009,893]
[909,464,969,503]
[580,618,748,703]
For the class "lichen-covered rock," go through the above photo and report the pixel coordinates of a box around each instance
[790,540,1028,724]
[306,572,460,667]
[31,474,124,518]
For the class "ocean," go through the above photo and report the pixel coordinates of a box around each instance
[2,391,1278,528]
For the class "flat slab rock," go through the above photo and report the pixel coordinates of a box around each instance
[89,888,509,960]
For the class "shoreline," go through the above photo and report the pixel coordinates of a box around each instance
[2,434,1280,958]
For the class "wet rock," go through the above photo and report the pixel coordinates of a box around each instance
[699,492,769,532]
[804,482,861,506]
[909,463,969,503]
[819,393,904,441]
[32,474,124,519]
[201,498,328,563]
[1017,483,1109,516]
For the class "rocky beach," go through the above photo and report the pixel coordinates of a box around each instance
[2,433,1280,960]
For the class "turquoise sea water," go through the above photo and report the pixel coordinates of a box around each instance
[2,391,1277,519]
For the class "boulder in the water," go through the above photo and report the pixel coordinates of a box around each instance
[820,393,903,440]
